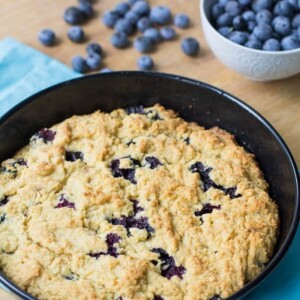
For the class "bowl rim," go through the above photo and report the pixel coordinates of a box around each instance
[200,0,300,56]
[0,71,299,300]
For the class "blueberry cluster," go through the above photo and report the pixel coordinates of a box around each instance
[212,0,300,51]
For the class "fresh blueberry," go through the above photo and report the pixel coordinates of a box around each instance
[216,13,233,27]
[272,16,291,36]
[292,14,300,28]
[134,36,153,53]
[71,56,88,73]
[225,1,241,17]
[137,55,154,70]
[228,31,248,45]
[174,14,190,29]
[78,2,94,18]
[281,35,300,50]
[150,6,172,25]
[86,43,102,56]
[65,151,84,162]
[256,9,272,24]
[111,32,129,48]
[64,7,86,25]
[68,26,85,43]
[115,2,130,16]
[218,26,232,37]
[276,1,295,17]
[288,0,299,9]
[33,128,56,143]
[212,3,224,20]
[100,68,113,73]
[263,38,281,51]
[131,1,150,16]
[38,29,56,46]
[160,26,176,40]
[115,18,134,35]
[253,23,273,41]
[103,11,120,28]
[145,156,162,169]
[181,37,200,56]
[252,0,273,12]
[232,16,247,30]
[247,20,257,31]
[137,17,152,32]
[124,10,139,25]
[0,196,9,207]
[242,10,256,21]
[55,195,75,209]
[238,0,251,6]
[86,53,102,70]
[218,0,230,6]
[245,38,262,49]
[143,28,161,42]
[128,0,141,4]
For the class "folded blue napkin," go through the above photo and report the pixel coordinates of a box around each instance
[0,37,299,299]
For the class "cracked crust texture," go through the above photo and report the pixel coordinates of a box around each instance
[0,104,279,300]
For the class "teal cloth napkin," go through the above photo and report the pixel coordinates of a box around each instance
[0,37,299,299]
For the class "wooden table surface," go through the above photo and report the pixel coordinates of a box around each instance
[0,0,299,169]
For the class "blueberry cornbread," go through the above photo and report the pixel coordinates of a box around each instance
[0,104,279,300]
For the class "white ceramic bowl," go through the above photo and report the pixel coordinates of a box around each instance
[200,0,300,81]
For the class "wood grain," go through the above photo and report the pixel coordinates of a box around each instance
[0,0,299,169]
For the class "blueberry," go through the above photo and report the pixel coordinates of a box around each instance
[228,31,248,45]
[110,158,140,184]
[137,55,154,70]
[0,196,9,207]
[115,2,130,16]
[132,1,150,16]
[143,28,162,43]
[150,6,172,25]
[38,29,56,46]
[55,195,75,209]
[242,10,256,22]
[160,26,176,40]
[154,296,164,300]
[288,0,299,9]
[71,56,88,73]
[100,68,113,73]
[0,214,6,224]
[212,3,224,20]
[134,36,153,53]
[225,1,241,17]
[68,26,85,43]
[233,16,247,30]
[218,26,233,37]
[64,7,86,25]
[124,10,139,25]
[263,38,281,51]
[174,14,190,29]
[115,18,134,35]
[195,203,221,222]
[245,38,262,49]
[86,53,102,70]
[137,17,152,32]
[273,16,291,36]
[281,35,300,50]
[103,11,120,28]
[218,0,230,6]
[181,37,200,56]
[145,156,162,169]
[256,9,272,24]
[292,14,300,28]
[33,128,56,143]
[238,0,251,6]
[78,2,94,18]
[253,24,273,41]
[247,20,257,31]
[111,32,129,48]
[86,43,102,56]
[125,105,145,114]
[210,296,221,300]
[65,151,84,162]
[276,1,295,17]
[216,13,233,27]
[128,0,141,4]
[252,0,273,12]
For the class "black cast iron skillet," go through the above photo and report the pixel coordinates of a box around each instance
[0,72,299,300]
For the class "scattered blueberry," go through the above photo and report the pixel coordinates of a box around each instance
[111,32,129,49]
[124,10,140,25]
[68,26,85,43]
[160,26,176,40]
[115,2,130,16]
[145,156,162,169]
[71,56,88,73]
[32,128,56,143]
[103,11,120,28]
[65,151,84,162]
[100,68,113,73]
[78,1,94,18]
[86,53,102,70]
[137,17,152,32]
[228,31,248,44]
[134,36,153,53]
[272,16,291,36]
[174,13,190,28]
[195,203,221,222]
[181,37,200,56]
[0,197,9,207]
[64,7,86,25]
[38,29,56,46]
[253,23,273,40]
[281,35,300,50]
[55,195,75,209]
[233,16,248,30]
[263,38,281,50]
[86,43,102,56]
[245,38,262,49]
[143,28,161,43]
[151,248,186,279]
[137,55,154,70]
[115,18,134,35]
[132,1,150,16]
[150,6,172,25]
[0,214,6,224]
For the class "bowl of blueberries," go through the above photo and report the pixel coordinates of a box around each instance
[200,0,300,81]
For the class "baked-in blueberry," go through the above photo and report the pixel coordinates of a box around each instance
[64,7,86,25]
[68,26,85,43]
[124,10,140,25]
[225,1,241,17]
[132,1,150,16]
[210,296,221,300]
[145,156,162,169]
[0,214,6,224]
[272,16,291,36]
[38,29,56,46]
[212,4,225,20]
[137,55,154,71]
[184,137,190,145]
[150,6,172,25]
[232,16,247,30]
[72,56,88,73]
[0,197,9,207]
[63,273,79,281]
[65,151,84,162]
[12,158,28,168]
[111,32,129,49]
[86,53,102,70]
[55,195,75,210]
[255,9,272,24]
[252,0,273,12]
[137,17,152,33]
[134,36,153,53]
[103,11,120,28]
[143,28,162,43]
[33,128,56,143]
[216,13,234,27]
[174,14,190,29]
[154,296,164,300]
[160,26,176,40]
[125,105,145,114]
[181,37,200,56]
[115,18,134,35]
[195,203,221,222]
[151,248,186,279]
[253,24,273,41]
[78,1,94,18]
[263,38,281,51]
[281,35,300,50]
[86,43,103,56]
[114,2,130,16]
[110,157,140,184]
